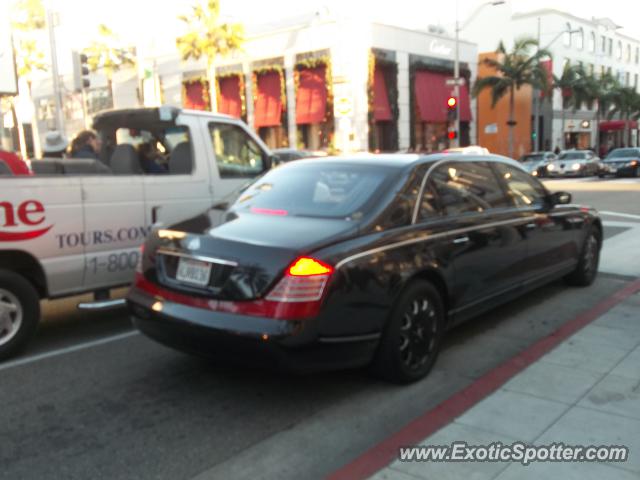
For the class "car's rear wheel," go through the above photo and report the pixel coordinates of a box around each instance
[372,280,444,384]
[564,229,601,287]
[0,270,40,361]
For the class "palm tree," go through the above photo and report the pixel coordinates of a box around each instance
[176,0,244,112]
[573,70,616,152]
[473,38,551,158]
[83,24,136,106]
[10,0,47,158]
[608,84,640,147]
[552,63,582,149]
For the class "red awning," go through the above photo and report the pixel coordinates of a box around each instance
[254,71,283,128]
[414,70,471,123]
[183,80,210,111]
[296,66,327,124]
[373,66,392,122]
[599,120,638,132]
[218,75,242,118]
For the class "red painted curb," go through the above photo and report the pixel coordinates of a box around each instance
[327,278,640,480]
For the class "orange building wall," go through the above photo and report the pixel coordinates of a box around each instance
[477,52,533,159]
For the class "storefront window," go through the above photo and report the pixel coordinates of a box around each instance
[563,25,572,47]
[576,28,584,50]
[295,62,333,151]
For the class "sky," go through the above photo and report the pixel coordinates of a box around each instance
[9,0,640,76]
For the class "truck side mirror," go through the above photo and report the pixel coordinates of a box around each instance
[551,191,572,205]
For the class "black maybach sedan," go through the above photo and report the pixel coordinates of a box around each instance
[128,154,602,383]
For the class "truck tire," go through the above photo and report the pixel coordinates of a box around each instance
[0,269,40,361]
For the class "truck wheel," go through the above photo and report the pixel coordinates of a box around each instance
[372,280,445,384]
[0,270,40,361]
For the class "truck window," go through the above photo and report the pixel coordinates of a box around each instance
[109,126,193,175]
[208,123,265,178]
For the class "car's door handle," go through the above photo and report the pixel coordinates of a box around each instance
[525,222,537,230]
[452,235,470,244]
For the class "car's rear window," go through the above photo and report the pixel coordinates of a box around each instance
[521,154,544,162]
[607,148,640,159]
[232,163,395,219]
[559,152,588,160]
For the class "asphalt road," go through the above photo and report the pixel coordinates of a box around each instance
[1,177,639,480]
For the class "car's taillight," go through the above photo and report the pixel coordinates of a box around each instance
[266,257,333,302]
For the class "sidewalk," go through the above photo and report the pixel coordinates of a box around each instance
[369,286,640,480]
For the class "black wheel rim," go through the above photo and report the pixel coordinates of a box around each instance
[583,235,599,276]
[398,297,438,371]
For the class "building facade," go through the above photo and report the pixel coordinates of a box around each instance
[143,12,478,153]
[466,3,640,156]
[16,13,478,156]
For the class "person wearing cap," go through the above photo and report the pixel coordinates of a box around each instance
[43,131,69,158]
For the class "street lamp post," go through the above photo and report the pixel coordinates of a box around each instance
[454,0,505,148]
[533,22,580,151]
[46,8,64,134]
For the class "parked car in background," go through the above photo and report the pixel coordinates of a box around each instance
[546,150,601,177]
[519,151,556,177]
[128,154,602,384]
[271,148,327,165]
[601,147,640,177]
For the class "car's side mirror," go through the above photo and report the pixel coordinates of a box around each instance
[551,191,572,205]
[264,154,277,170]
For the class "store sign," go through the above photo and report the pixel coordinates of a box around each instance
[334,96,353,117]
[484,123,498,134]
[0,7,17,95]
[429,40,453,57]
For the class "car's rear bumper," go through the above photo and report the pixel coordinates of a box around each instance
[603,165,638,176]
[127,286,379,372]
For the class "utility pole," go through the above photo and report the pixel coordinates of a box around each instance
[46,9,64,134]
[533,17,541,151]
[453,1,461,148]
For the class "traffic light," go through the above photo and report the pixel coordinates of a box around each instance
[447,96,458,122]
[72,51,90,91]
[447,130,457,140]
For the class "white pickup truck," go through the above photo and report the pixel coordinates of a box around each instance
[0,106,273,359]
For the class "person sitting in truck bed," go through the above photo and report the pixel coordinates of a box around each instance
[70,130,101,161]
[42,131,69,159]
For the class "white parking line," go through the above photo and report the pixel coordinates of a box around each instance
[0,330,139,372]
[600,211,640,220]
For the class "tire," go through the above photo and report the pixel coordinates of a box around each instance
[0,269,40,361]
[564,229,601,287]
[372,280,445,384]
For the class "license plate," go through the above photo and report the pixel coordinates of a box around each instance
[176,258,212,287]
[609,167,617,173]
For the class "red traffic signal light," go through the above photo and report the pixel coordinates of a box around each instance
[447,130,457,140]
[447,96,457,109]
